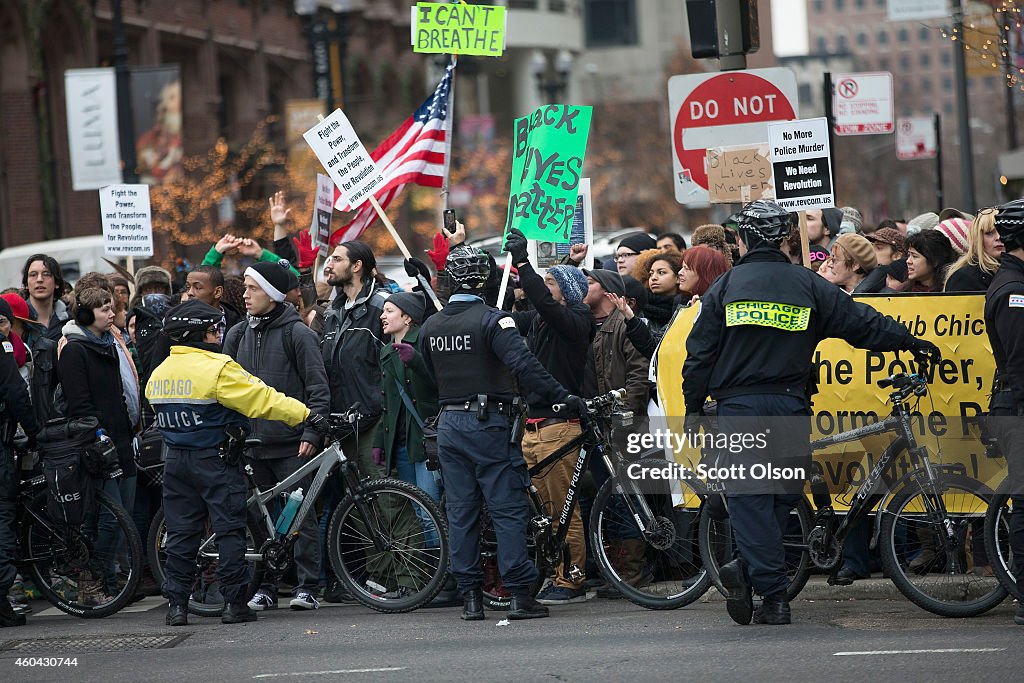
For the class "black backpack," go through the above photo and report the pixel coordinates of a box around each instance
[37,417,98,526]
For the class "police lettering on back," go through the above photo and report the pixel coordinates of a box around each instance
[156,409,205,429]
[429,333,473,353]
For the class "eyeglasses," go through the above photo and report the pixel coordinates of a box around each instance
[614,251,639,261]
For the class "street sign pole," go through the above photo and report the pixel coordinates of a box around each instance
[823,72,837,195]
[934,112,944,211]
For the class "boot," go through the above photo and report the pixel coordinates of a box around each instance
[427,575,461,608]
[753,591,791,625]
[719,558,753,625]
[165,603,188,627]
[461,588,485,621]
[1014,604,1024,626]
[221,602,258,624]
[507,591,549,620]
[0,597,26,628]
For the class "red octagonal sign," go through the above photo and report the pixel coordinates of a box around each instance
[668,69,799,205]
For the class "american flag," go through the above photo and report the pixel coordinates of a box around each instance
[330,64,453,244]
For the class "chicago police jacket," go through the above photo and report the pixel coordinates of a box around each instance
[146,345,309,449]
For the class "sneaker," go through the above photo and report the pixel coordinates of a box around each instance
[290,591,320,610]
[247,590,277,611]
[8,576,26,604]
[0,599,26,627]
[7,597,30,615]
[535,585,592,605]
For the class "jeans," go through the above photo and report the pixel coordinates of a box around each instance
[95,475,137,594]
[394,443,441,548]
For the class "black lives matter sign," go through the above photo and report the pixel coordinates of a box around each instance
[767,117,835,210]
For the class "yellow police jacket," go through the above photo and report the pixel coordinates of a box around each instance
[146,345,309,449]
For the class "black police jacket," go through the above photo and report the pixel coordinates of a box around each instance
[421,296,569,407]
[985,252,1024,406]
[682,244,918,415]
[1,334,38,445]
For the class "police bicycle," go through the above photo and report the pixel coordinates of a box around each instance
[147,408,449,615]
[974,418,1023,602]
[11,437,143,619]
[698,358,1007,618]
[476,389,709,611]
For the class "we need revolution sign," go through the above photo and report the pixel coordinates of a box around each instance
[767,117,834,210]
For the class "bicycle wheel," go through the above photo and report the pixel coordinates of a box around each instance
[983,483,1020,600]
[147,507,266,617]
[698,495,812,601]
[879,474,1006,617]
[21,490,142,619]
[589,476,710,610]
[327,478,449,613]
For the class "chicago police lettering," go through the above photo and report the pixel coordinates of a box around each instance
[725,301,811,331]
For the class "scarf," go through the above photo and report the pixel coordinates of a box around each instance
[247,302,285,329]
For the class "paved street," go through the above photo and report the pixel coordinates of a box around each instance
[1,582,1020,682]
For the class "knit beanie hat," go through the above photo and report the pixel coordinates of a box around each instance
[822,208,845,237]
[935,217,970,256]
[834,233,878,273]
[839,206,863,234]
[244,259,299,303]
[546,265,587,305]
[617,232,658,254]
[906,212,940,235]
[387,292,425,325]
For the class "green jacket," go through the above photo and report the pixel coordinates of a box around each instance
[374,326,439,469]
[201,245,300,277]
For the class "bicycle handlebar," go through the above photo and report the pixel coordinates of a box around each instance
[552,388,625,414]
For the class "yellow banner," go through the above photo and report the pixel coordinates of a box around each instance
[656,294,1003,510]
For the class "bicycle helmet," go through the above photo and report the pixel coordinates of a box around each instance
[444,245,491,291]
[163,300,225,343]
[729,200,796,246]
[994,198,1024,252]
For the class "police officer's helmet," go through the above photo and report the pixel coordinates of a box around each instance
[163,300,225,343]
[994,198,1024,252]
[444,245,491,291]
[730,200,796,245]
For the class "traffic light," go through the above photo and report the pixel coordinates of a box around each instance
[686,0,760,61]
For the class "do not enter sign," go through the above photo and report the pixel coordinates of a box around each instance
[668,68,799,206]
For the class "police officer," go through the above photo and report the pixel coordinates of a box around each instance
[983,198,1024,626]
[0,301,39,627]
[682,200,939,625]
[145,300,328,627]
[420,245,586,621]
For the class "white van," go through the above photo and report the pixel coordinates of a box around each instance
[0,235,126,289]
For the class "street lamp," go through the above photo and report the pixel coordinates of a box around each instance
[531,49,573,103]
[295,0,333,110]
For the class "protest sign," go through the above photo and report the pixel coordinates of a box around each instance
[768,117,834,210]
[506,104,592,241]
[99,184,153,257]
[303,108,384,210]
[529,178,594,271]
[412,2,506,56]
[705,143,774,204]
[311,174,334,257]
[657,294,1001,509]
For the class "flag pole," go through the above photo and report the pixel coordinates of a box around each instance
[368,195,443,311]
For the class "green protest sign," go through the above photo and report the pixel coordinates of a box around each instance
[413,2,506,57]
[505,104,592,241]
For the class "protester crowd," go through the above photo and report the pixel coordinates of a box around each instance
[0,191,1021,629]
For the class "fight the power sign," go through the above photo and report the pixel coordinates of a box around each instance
[767,117,834,210]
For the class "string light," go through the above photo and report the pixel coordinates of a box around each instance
[934,1,1024,92]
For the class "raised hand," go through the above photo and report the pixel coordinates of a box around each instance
[292,231,319,269]
[569,243,588,264]
[237,238,263,258]
[269,191,292,227]
[214,234,240,254]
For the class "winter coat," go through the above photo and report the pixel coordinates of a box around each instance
[56,321,136,475]
[320,279,390,423]
[374,326,439,467]
[586,308,651,415]
[223,305,329,459]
